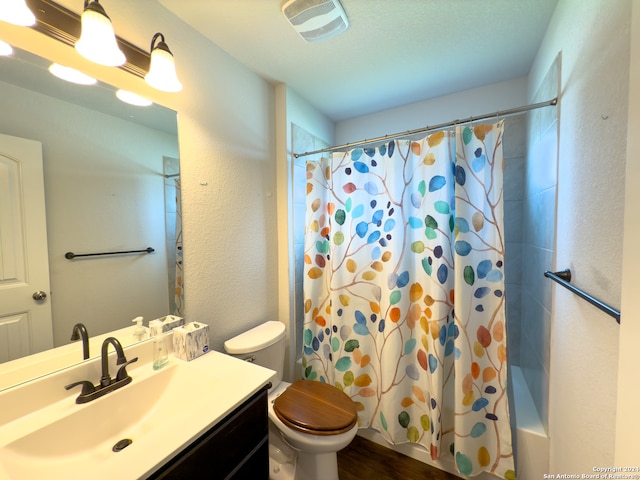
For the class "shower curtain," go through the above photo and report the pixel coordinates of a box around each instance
[302,121,514,478]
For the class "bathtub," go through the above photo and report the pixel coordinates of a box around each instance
[510,365,550,479]
[356,365,550,479]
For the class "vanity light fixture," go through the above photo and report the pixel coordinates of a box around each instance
[19,0,183,93]
[75,0,126,67]
[0,0,36,26]
[0,40,14,56]
[48,63,97,85]
[115,89,152,107]
[144,33,182,93]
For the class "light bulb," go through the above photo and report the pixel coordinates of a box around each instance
[75,1,125,67]
[49,63,97,85]
[0,40,13,56]
[116,89,152,107]
[144,33,182,93]
[0,0,36,26]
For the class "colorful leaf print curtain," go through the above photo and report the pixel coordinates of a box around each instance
[303,121,515,478]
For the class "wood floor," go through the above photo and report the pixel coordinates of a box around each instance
[337,435,462,480]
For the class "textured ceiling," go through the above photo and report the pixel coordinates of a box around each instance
[159,0,559,121]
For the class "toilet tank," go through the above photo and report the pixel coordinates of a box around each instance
[223,321,286,388]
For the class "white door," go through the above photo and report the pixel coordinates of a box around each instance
[0,133,53,362]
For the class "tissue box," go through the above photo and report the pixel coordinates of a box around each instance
[149,315,184,336]
[172,322,209,361]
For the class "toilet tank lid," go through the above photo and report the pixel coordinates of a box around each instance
[224,321,286,354]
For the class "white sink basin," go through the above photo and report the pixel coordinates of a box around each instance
[0,349,274,479]
[2,363,203,458]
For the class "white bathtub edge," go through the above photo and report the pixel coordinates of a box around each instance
[511,365,550,479]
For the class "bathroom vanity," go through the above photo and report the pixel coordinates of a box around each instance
[150,386,269,478]
[0,339,275,479]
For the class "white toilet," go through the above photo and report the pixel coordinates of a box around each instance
[224,321,358,480]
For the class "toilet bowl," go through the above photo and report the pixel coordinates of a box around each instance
[223,321,358,480]
[268,381,358,480]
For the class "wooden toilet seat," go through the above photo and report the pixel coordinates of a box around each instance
[273,380,358,436]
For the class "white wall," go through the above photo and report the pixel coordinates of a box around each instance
[0,79,177,347]
[616,0,640,464]
[528,0,630,471]
[336,77,527,144]
[170,19,278,352]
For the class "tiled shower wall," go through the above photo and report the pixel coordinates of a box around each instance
[520,56,560,433]
[504,114,527,368]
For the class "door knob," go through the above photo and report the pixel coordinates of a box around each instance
[32,291,47,301]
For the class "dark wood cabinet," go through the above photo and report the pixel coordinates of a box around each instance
[149,386,269,480]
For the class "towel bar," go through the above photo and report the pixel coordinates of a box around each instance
[544,269,620,324]
[65,247,154,259]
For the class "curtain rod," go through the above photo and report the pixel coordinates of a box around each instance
[293,97,558,159]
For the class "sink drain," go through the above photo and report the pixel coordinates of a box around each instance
[112,438,133,452]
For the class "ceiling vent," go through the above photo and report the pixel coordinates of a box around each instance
[281,0,349,43]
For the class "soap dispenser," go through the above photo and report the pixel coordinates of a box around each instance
[132,316,147,341]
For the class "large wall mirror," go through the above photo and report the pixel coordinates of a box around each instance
[0,44,181,388]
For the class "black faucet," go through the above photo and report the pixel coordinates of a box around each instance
[70,323,90,360]
[100,337,129,386]
[65,337,138,404]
